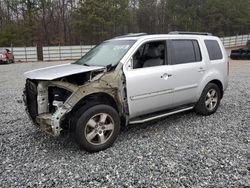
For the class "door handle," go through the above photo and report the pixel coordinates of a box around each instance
[161,73,172,79]
[198,67,206,72]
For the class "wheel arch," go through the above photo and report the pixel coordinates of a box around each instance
[66,92,121,130]
[70,92,119,114]
[197,71,225,101]
[209,79,224,98]
[198,79,224,99]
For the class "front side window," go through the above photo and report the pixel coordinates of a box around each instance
[170,40,202,65]
[132,41,166,69]
[205,40,223,60]
[75,40,136,67]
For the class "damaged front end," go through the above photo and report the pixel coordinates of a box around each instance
[24,79,75,136]
[23,63,126,136]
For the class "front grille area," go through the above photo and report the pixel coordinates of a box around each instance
[25,80,38,121]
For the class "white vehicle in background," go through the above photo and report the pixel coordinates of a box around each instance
[23,32,229,152]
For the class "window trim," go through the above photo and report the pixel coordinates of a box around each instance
[192,40,202,62]
[168,39,203,65]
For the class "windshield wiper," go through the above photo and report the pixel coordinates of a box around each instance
[82,63,90,66]
[73,61,90,66]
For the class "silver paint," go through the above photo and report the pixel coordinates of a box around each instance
[24,63,105,80]
[24,34,229,137]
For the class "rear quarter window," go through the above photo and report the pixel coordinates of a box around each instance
[205,40,223,60]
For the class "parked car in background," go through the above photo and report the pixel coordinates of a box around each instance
[23,32,229,152]
[0,49,14,64]
[230,40,250,60]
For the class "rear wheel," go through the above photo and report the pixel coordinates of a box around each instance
[195,83,221,116]
[75,104,120,152]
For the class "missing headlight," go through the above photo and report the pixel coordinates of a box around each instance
[48,87,72,113]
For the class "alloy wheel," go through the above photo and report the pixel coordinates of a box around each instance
[205,89,218,111]
[84,113,115,145]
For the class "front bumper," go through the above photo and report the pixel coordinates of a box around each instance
[35,105,68,136]
[23,84,68,136]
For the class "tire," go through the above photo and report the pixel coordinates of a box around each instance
[75,104,120,152]
[194,83,221,116]
[230,50,241,60]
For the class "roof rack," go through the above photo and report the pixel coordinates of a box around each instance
[169,31,212,36]
[114,33,148,38]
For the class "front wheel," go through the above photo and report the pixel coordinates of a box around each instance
[195,83,221,116]
[75,104,120,152]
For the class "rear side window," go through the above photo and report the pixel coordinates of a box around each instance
[171,40,202,65]
[205,40,223,60]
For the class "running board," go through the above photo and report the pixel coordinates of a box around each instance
[129,106,194,124]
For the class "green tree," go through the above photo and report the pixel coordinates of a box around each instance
[72,0,129,44]
[0,0,250,46]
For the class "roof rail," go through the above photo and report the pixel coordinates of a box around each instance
[114,33,148,38]
[169,31,212,36]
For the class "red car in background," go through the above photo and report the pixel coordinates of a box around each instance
[0,49,14,64]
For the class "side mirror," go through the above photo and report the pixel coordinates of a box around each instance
[126,57,133,70]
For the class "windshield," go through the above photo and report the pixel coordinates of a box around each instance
[75,40,136,67]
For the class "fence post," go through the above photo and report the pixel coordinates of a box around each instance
[59,43,62,60]
[235,35,238,47]
[24,46,27,62]
[80,42,83,57]
[70,45,73,59]
[48,46,50,61]
[229,36,233,48]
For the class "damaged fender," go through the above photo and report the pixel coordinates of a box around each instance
[30,63,127,136]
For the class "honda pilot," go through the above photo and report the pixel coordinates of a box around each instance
[23,32,229,152]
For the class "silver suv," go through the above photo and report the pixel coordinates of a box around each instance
[23,32,229,152]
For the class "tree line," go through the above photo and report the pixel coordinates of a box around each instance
[0,0,249,46]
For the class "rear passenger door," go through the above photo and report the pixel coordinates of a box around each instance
[168,39,206,107]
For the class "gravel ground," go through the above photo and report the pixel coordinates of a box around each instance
[0,60,249,187]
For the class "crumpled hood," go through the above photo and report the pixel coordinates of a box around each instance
[24,63,105,80]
